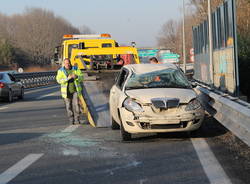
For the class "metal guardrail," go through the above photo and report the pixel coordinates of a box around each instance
[13,71,57,88]
[196,84,250,147]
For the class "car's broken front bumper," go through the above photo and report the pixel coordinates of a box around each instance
[120,107,205,133]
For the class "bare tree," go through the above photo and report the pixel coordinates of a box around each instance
[189,0,223,21]
[157,19,182,53]
[10,8,80,65]
[157,12,196,63]
[0,7,81,67]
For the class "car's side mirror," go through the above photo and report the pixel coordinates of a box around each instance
[191,82,197,88]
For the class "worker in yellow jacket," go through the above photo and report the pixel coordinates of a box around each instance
[56,58,83,124]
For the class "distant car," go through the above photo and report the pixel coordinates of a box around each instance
[0,72,24,102]
[109,64,205,141]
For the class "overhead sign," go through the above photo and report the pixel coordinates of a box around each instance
[138,48,180,63]
[160,53,180,63]
[138,49,159,57]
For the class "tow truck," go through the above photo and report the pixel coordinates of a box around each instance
[53,33,140,70]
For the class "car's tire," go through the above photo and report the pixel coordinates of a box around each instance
[8,90,13,102]
[19,88,24,99]
[120,122,132,141]
[111,117,120,130]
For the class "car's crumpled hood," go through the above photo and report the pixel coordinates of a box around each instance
[125,88,196,104]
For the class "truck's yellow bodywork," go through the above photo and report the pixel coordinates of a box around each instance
[54,34,140,69]
[70,47,140,69]
[62,38,117,60]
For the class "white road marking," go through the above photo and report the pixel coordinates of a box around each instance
[191,138,232,184]
[0,154,43,184]
[0,107,8,110]
[61,125,80,133]
[36,92,57,100]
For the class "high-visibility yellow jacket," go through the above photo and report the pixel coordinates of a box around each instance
[56,67,83,98]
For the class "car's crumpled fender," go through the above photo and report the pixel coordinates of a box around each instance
[117,92,128,109]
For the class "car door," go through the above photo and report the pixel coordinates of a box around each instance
[110,68,129,123]
[7,74,19,96]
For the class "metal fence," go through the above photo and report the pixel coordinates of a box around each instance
[192,0,238,96]
[13,71,57,88]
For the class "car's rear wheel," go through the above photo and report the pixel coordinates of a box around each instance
[8,90,13,102]
[111,117,120,130]
[120,122,132,141]
[19,88,24,99]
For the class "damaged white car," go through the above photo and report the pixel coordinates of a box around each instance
[109,64,205,141]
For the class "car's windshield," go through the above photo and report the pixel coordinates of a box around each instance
[125,68,191,90]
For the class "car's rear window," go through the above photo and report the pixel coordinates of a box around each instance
[125,68,191,90]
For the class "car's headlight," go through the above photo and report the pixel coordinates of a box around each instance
[185,99,201,111]
[123,98,144,113]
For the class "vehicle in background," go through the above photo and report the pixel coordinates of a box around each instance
[53,33,125,69]
[109,64,204,141]
[0,72,24,102]
[70,46,140,70]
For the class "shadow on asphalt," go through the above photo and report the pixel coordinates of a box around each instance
[0,133,44,145]
[35,95,61,101]
[0,106,65,114]
[188,117,228,139]
[0,87,60,104]
[120,117,228,143]
[19,95,61,102]
[123,132,190,143]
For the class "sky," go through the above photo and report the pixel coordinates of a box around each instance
[0,0,183,47]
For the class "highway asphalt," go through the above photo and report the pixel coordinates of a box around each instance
[0,77,249,184]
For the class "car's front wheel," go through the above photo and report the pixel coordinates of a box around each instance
[120,122,132,141]
[111,117,120,130]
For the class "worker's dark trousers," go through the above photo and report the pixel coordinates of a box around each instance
[64,92,80,124]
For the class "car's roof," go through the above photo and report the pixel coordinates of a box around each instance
[123,63,179,74]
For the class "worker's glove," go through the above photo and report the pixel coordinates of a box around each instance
[67,74,74,82]
[72,74,78,79]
